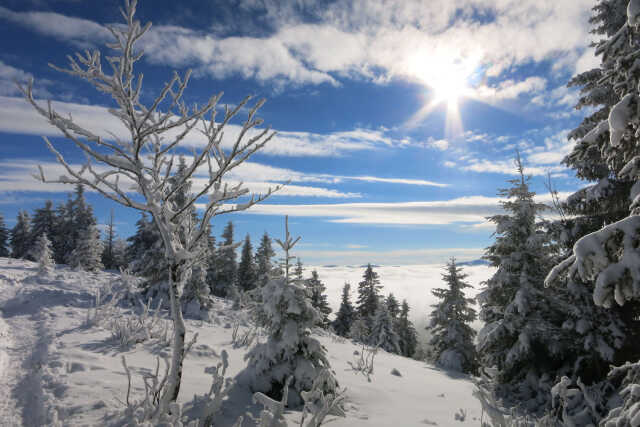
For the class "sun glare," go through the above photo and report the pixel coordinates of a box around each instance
[406,54,478,138]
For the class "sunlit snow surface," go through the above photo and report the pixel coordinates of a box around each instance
[0,258,490,426]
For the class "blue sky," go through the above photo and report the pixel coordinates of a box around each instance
[0,0,598,265]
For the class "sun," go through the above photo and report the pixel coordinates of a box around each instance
[405,54,478,137]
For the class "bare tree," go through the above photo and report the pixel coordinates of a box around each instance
[18,0,280,416]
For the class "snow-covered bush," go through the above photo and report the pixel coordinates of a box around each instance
[242,217,337,407]
[348,343,378,382]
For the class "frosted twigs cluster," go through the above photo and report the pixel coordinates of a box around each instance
[348,343,378,382]
[18,0,280,411]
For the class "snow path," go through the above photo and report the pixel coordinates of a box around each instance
[0,260,34,426]
[0,259,105,426]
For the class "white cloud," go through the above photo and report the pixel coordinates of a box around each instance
[0,96,408,157]
[209,191,571,226]
[0,1,593,88]
[475,76,547,101]
[0,5,110,47]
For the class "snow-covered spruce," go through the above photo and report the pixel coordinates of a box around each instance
[10,210,33,260]
[18,0,278,414]
[427,258,477,374]
[32,233,55,276]
[370,303,400,354]
[70,223,104,272]
[306,270,332,329]
[396,300,418,358]
[355,264,383,332]
[0,212,11,258]
[332,283,355,337]
[477,155,562,413]
[242,217,337,406]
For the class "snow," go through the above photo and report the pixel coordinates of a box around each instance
[629,0,640,27]
[0,258,486,425]
[609,93,635,147]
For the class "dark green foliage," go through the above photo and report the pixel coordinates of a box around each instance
[333,282,355,337]
[237,234,257,292]
[356,263,382,328]
[10,210,33,260]
[0,213,9,257]
[214,221,237,298]
[306,270,332,328]
[428,258,477,374]
[396,300,418,358]
[255,232,276,287]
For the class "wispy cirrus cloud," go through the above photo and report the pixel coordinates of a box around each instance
[201,191,570,226]
[0,96,414,158]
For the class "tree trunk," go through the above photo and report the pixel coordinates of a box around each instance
[158,261,187,414]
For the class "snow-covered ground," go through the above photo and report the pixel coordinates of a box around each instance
[0,258,486,426]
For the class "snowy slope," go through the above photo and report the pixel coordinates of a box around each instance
[0,258,484,426]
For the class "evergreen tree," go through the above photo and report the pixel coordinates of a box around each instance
[0,212,9,257]
[102,209,117,269]
[356,263,383,328]
[214,221,237,298]
[10,210,33,260]
[30,200,56,243]
[205,225,218,294]
[70,223,103,271]
[237,234,257,292]
[255,231,276,287]
[428,258,477,374]
[243,217,336,406]
[333,282,355,337]
[477,157,563,410]
[370,303,400,354]
[293,258,304,282]
[544,3,640,423]
[126,213,166,285]
[386,293,400,319]
[397,300,418,358]
[111,238,128,270]
[52,198,74,264]
[33,233,54,276]
[306,270,332,328]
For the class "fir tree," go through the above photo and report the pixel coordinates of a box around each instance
[52,197,74,264]
[306,270,332,328]
[237,234,257,292]
[10,210,33,260]
[0,212,9,257]
[477,156,563,409]
[333,282,355,337]
[102,209,117,270]
[126,213,166,285]
[293,258,304,282]
[214,221,237,298]
[30,200,56,243]
[205,225,218,294]
[386,293,400,319]
[370,303,400,354]
[33,233,54,276]
[243,217,336,406]
[70,223,103,271]
[396,300,418,358]
[543,3,640,423]
[255,231,276,287]
[356,263,382,328]
[428,258,477,374]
